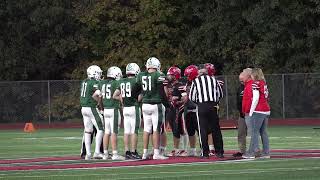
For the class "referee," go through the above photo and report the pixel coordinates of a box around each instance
[189,64,224,158]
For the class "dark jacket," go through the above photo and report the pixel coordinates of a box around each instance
[237,83,245,118]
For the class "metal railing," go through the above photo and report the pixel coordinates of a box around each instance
[0,73,319,124]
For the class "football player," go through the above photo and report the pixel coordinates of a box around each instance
[135,57,168,160]
[80,65,104,160]
[165,66,188,157]
[181,65,199,156]
[113,63,142,159]
[101,66,125,160]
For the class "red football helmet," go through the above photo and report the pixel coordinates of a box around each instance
[167,66,181,80]
[205,63,216,76]
[184,65,198,81]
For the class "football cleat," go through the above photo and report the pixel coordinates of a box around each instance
[111,154,125,161]
[167,150,177,157]
[142,153,149,160]
[84,154,91,160]
[93,152,104,159]
[153,154,169,160]
[131,151,142,159]
[177,150,188,157]
[125,151,132,160]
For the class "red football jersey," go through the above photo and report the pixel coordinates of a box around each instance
[253,80,270,112]
[242,80,253,114]
[242,80,270,114]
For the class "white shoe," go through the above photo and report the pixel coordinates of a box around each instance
[178,150,188,157]
[259,154,271,159]
[167,150,177,157]
[188,150,197,157]
[142,153,149,160]
[153,154,169,160]
[85,154,91,160]
[242,154,255,159]
[93,153,104,159]
[102,153,109,160]
[112,154,125,160]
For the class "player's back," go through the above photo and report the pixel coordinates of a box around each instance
[137,71,164,104]
[101,79,120,109]
[80,79,99,107]
[119,77,139,107]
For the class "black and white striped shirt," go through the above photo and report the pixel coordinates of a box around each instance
[189,75,224,103]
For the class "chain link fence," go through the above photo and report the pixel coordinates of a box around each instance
[0,73,319,124]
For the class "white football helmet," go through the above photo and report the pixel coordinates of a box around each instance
[146,57,161,71]
[126,63,140,76]
[107,66,123,80]
[87,65,103,80]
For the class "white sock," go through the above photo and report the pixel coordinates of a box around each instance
[84,132,92,155]
[104,150,108,155]
[190,148,196,153]
[182,134,189,150]
[95,130,104,154]
[154,149,160,155]
[143,149,148,154]
[209,145,215,151]
[112,150,118,155]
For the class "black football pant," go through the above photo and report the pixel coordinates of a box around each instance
[197,102,224,155]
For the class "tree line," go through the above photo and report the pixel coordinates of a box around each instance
[1,0,319,81]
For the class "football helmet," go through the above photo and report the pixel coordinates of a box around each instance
[87,65,103,80]
[126,63,140,76]
[184,65,198,82]
[204,63,216,76]
[146,57,161,71]
[107,66,123,80]
[167,66,181,80]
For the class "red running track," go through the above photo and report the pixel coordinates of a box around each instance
[0,149,319,171]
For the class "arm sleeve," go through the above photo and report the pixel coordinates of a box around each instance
[236,85,244,112]
[249,89,259,116]
[216,79,224,100]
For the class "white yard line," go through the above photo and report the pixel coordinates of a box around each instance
[2,166,320,179]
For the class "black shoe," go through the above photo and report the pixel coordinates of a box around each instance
[200,153,209,159]
[131,151,142,159]
[125,151,132,160]
[80,154,86,159]
[216,153,224,158]
[232,152,243,157]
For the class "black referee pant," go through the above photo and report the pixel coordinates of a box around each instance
[197,102,224,156]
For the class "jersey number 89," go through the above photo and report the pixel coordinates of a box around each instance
[120,82,131,97]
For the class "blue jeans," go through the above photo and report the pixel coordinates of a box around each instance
[246,113,270,155]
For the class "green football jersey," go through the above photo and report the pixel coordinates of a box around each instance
[80,79,100,107]
[101,79,120,109]
[118,77,139,107]
[136,71,166,104]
